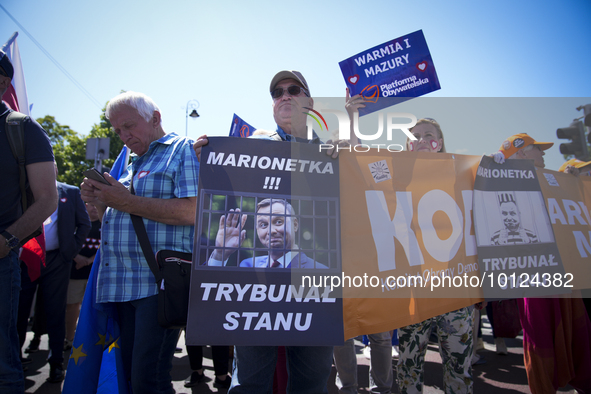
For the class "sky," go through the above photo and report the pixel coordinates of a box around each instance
[1,0,591,171]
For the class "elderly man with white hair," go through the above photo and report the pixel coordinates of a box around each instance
[81,91,199,394]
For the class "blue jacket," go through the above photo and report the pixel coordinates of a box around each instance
[55,182,91,262]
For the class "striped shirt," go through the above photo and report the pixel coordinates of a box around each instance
[490,228,539,245]
[96,133,199,303]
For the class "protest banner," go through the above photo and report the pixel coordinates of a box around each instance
[186,139,590,343]
[473,156,569,299]
[338,150,484,339]
[186,137,343,346]
[339,30,440,116]
[536,168,591,290]
[228,113,256,138]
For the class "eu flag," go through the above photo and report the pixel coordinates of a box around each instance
[63,147,130,394]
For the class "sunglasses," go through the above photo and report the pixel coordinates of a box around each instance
[271,85,309,99]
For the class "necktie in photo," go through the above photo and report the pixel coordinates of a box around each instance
[271,260,281,268]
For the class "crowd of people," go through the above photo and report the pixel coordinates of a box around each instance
[2,47,591,394]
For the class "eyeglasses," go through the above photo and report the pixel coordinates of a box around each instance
[271,85,309,99]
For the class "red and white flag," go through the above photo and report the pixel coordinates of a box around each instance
[2,32,29,114]
[3,32,45,280]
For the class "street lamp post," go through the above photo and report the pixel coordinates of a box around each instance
[185,99,200,136]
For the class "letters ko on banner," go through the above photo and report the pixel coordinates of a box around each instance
[338,150,483,339]
[339,30,441,116]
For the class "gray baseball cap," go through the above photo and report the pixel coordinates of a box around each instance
[269,70,310,96]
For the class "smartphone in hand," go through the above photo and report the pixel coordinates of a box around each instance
[83,168,110,185]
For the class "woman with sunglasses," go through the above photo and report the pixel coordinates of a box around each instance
[395,118,475,394]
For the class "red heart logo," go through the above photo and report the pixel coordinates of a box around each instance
[348,75,359,84]
[416,62,427,71]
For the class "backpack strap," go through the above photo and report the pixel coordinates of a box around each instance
[5,111,30,213]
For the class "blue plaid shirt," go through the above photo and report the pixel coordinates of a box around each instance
[96,133,199,303]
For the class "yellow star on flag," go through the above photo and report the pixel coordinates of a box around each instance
[108,337,120,353]
[95,333,106,347]
[70,344,87,365]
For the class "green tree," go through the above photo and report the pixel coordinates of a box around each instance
[36,104,125,187]
[37,115,88,186]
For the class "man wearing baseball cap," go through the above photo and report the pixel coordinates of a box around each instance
[491,133,553,168]
[268,70,318,141]
[193,70,349,160]
[232,71,334,393]
[193,70,337,393]
[1,50,58,392]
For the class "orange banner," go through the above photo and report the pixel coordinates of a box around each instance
[340,151,484,339]
[536,168,591,290]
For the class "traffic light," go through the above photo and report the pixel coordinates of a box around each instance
[557,120,589,160]
[579,104,591,128]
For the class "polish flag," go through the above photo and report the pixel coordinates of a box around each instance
[3,32,45,281]
[2,32,29,115]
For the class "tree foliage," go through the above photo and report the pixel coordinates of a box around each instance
[37,104,125,187]
[86,109,125,172]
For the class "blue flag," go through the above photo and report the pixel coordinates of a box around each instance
[63,147,130,394]
[339,30,441,116]
[229,113,257,138]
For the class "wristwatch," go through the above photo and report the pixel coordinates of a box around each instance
[1,230,19,249]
